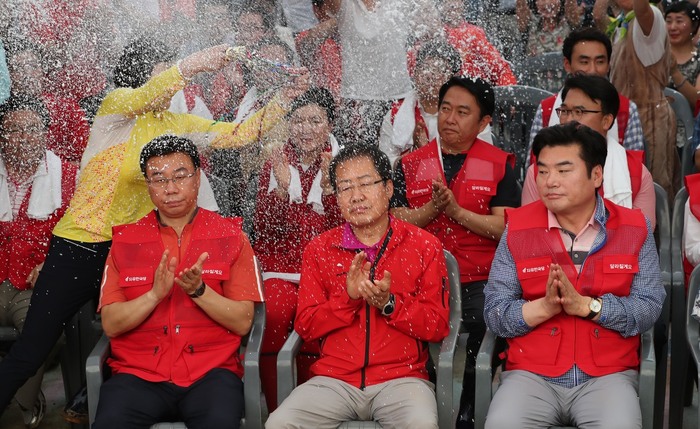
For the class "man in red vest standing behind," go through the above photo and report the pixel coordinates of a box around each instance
[93,135,263,429]
[484,123,664,428]
[391,76,520,428]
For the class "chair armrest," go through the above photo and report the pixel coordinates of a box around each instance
[474,329,497,429]
[277,330,303,406]
[436,318,460,429]
[86,334,111,425]
[639,328,655,429]
[243,302,265,429]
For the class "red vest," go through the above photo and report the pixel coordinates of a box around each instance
[540,93,630,144]
[402,139,513,282]
[505,200,646,377]
[0,159,78,290]
[683,173,700,287]
[108,209,246,386]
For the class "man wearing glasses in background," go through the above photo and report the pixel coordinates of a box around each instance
[526,27,645,154]
[267,144,450,429]
[391,75,520,428]
[521,74,655,229]
[93,135,262,429]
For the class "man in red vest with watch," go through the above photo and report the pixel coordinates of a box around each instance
[483,123,664,428]
[93,135,263,429]
[391,75,520,428]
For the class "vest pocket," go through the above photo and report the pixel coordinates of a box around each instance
[118,267,154,300]
[589,328,638,368]
[508,326,561,366]
[110,340,163,374]
[181,340,238,381]
[592,255,638,296]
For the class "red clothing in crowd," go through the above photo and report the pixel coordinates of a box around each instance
[444,23,517,86]
[295,31,342,101]
[100,209,263,387]
[253,140,342,411]
[43,93,91,164]
[0,154,78,290]
[505,199,647,376]
[295,217,449,388]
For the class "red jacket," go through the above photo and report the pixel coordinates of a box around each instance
[107,210,248,386]
[253,141,342,274]
[401,138,513,283]
[506,200,647,377]
[295,217,449,389]
[683,173,700,286]
[0,156,78,290]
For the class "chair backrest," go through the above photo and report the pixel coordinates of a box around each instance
[671,187,689,288]
[664,87,696,177]
[492,85,554,185]
[517,52,566,94]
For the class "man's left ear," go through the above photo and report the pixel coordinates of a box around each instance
[478,115,492,133]
[593,164,604,187]
[602,114,614,133]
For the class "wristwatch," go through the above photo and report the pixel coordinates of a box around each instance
[381,293,396,316]
[584,298,602,320]
[189,282,206,298]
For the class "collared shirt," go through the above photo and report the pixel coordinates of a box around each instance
[484,194,665,388]
[6,156,48,218]
[340,217,392,262]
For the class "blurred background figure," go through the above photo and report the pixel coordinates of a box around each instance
[0,95,79,429]
[253,87,342,413]
[517,0,581,57]
[666,1,700,110]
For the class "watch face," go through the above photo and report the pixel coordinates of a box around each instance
[590,299,602,312]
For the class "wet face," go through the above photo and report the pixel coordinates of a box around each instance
[289,103,331,157]
[559,88,612,136]
[237,12,268,47]
[536,143,602,217]
[145,152,200,221]
[335,156,393,229]
[0,109,47,167]
[414,56,454,102]
[8,51,44,97]
[438,85,491,151]
[564,41,610,77]
[666,12,695,45]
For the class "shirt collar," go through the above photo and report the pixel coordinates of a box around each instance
[546,193,607,233]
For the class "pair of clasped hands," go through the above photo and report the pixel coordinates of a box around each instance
[541,263,590,318]
[347,252,392,309]
[151,250,209,301]
[431,179,461,218]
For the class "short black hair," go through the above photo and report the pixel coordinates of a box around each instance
[532,122,607,178]
[329,144,392,192]
[288,87,336,124]
[561,74,619,121]
[665,1,700,36]
[438,76,495,118]
[415,40,462,75]
[562,27,612,63]
[0,95,51,130]
[139,135,201,176]
[113,37,176,89]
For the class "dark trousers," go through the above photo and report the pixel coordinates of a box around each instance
[92,369,244,429]
[458,280,487,425]
[0,236,111,412]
